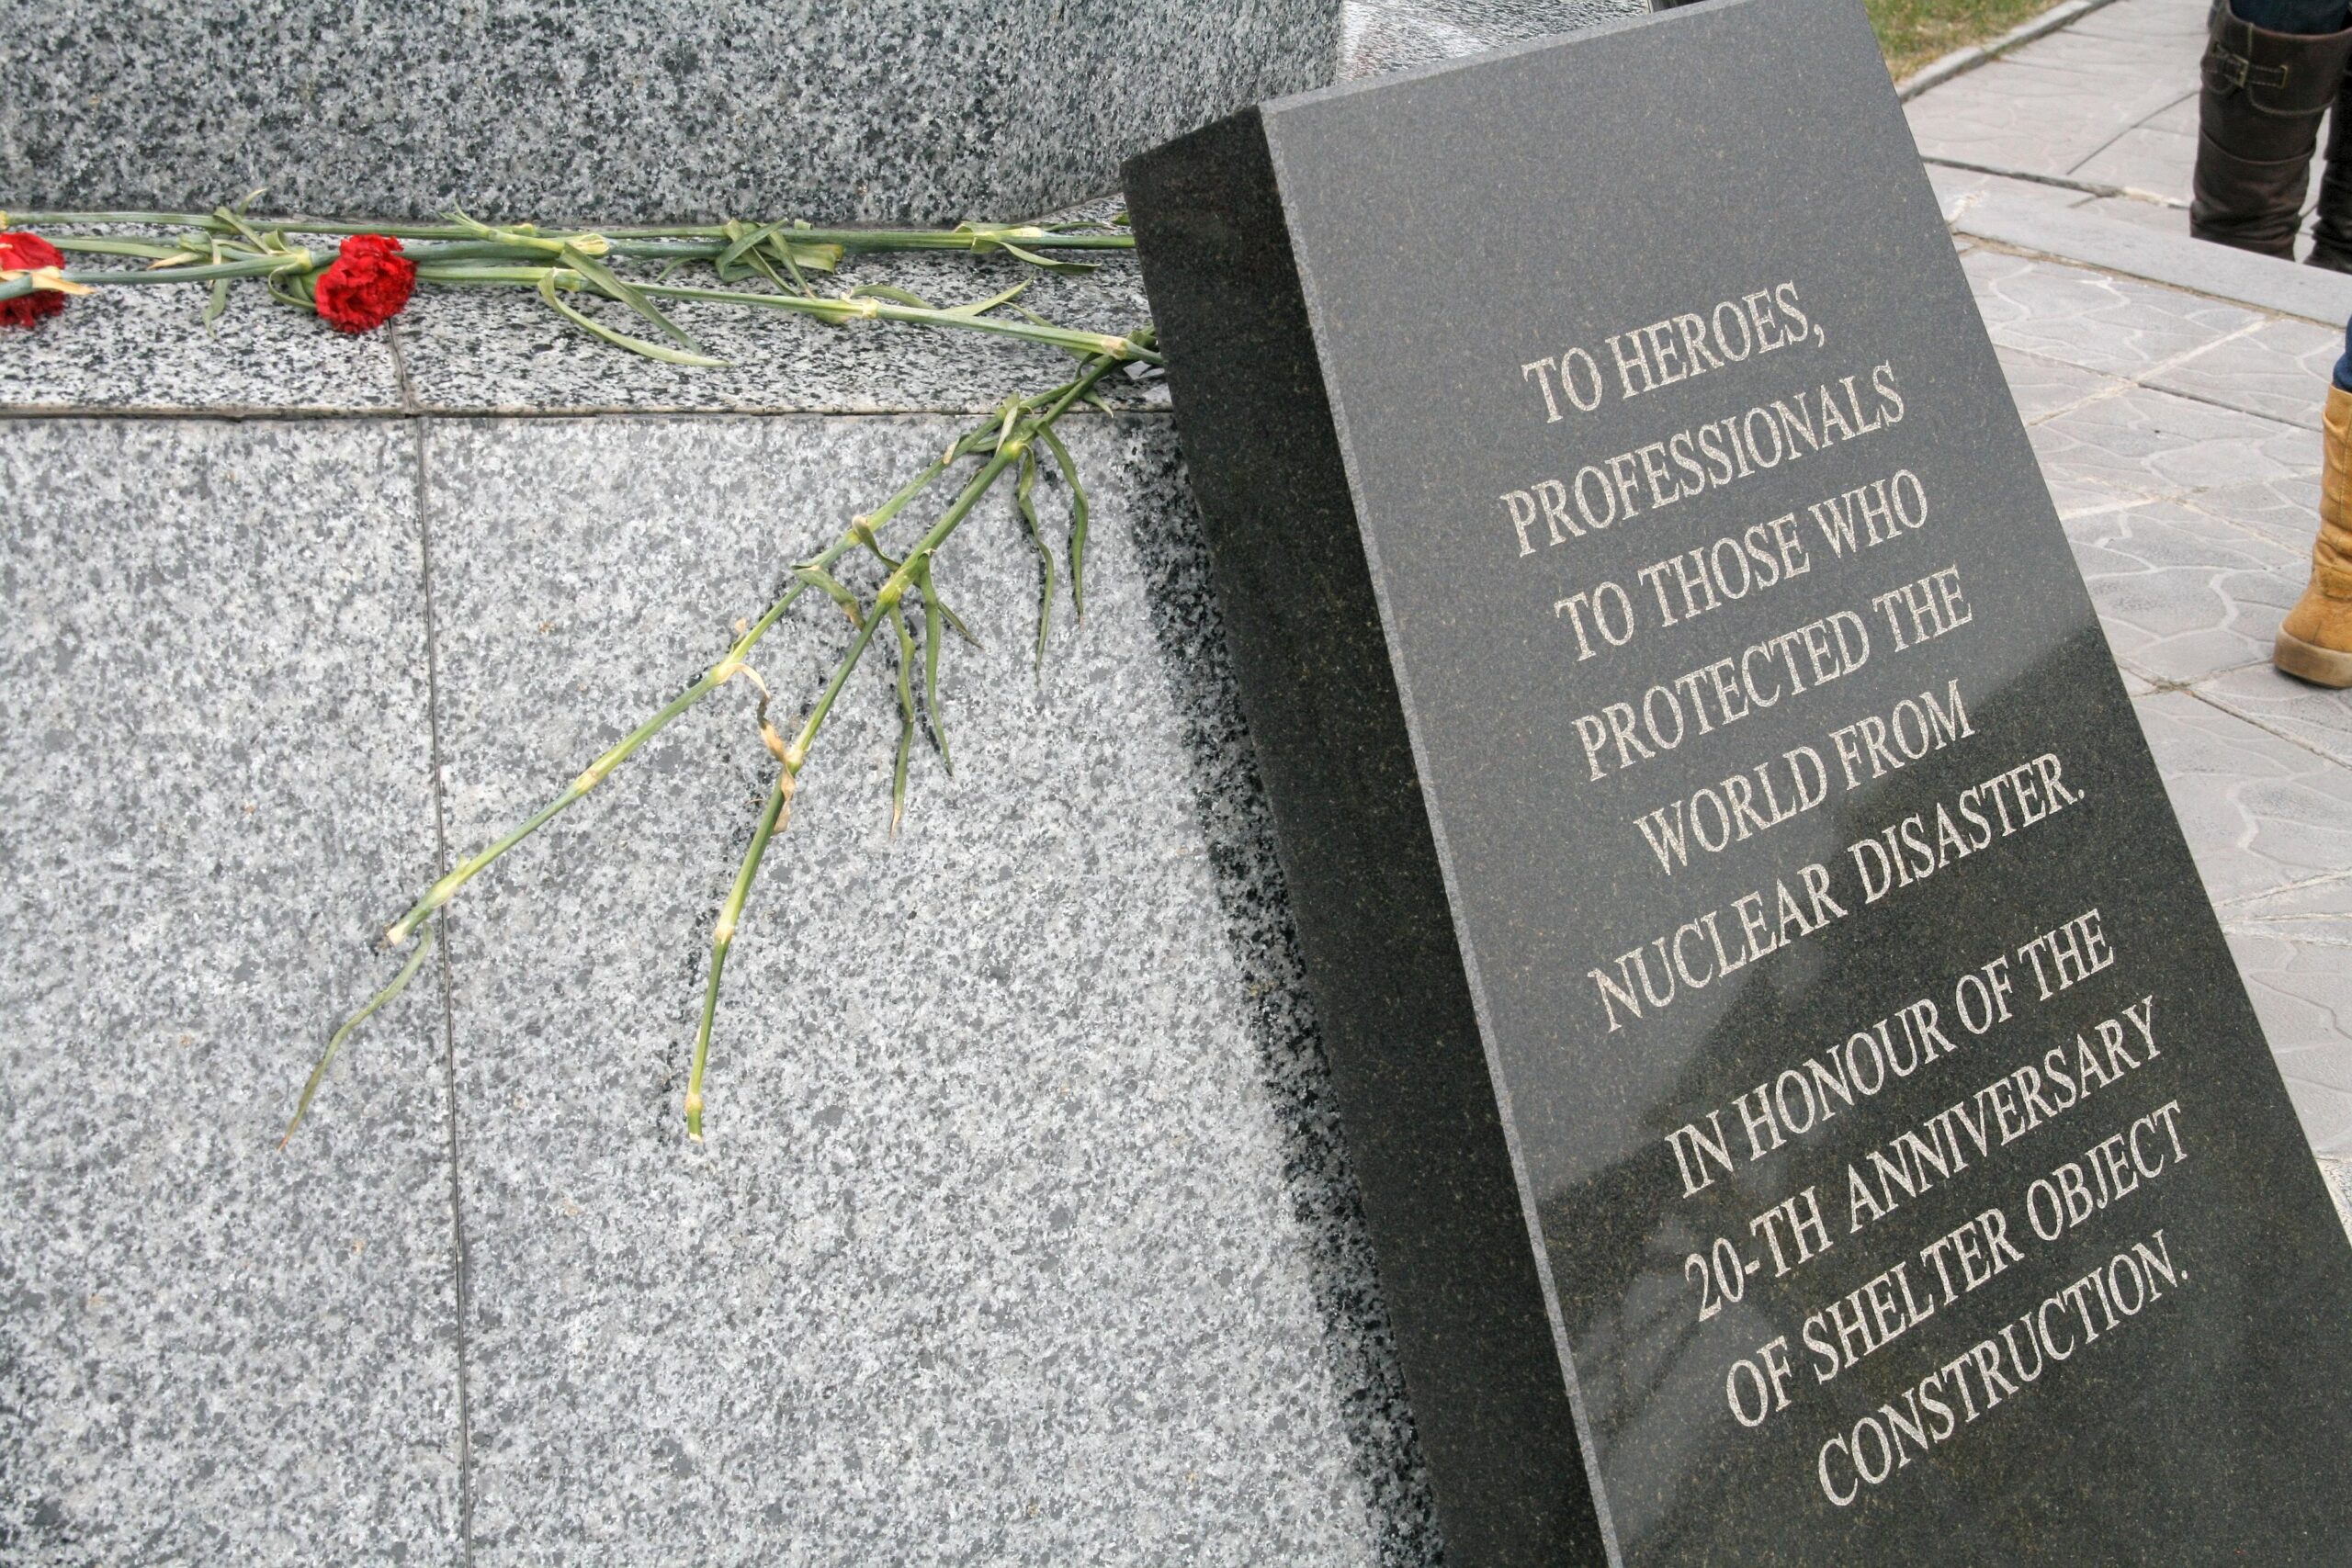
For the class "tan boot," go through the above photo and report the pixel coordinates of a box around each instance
[2275,384,2352,687]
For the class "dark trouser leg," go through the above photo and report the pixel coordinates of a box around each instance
[2193,0,2352,257]
[2312,63,2352,266]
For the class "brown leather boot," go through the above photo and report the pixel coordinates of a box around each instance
[2275,384,2352,686]
[2308,72,2352,269]
[2193,0,2352,257]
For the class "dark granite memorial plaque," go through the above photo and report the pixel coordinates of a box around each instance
[1125,0,2352,1562]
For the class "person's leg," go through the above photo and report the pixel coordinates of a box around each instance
[2273,313,2352,685]
[2194,0,2352,257]
[2233,0,2348,28]
[2301,0,2352,268]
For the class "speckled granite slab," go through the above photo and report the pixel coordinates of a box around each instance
[422,413,1432,1564]
[3,0,1338,224]
[0,363,1440,1562]
[1342,0,1648,77]
[0,419,461,1561]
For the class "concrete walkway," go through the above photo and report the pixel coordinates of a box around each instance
[1905,0,2352,1206]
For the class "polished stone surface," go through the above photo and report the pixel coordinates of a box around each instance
[1133,0,2352,1558]
[9,0,2352,1550]
[0,419,462,1561]
[4,0,1337,224]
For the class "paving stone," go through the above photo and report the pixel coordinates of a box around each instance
[2067,194,2193,238]
[1905,57,2184,177]
[2185,470,2326,553]
[2070,0,2209,45]
[1962,249,2266,376]
[2225,933,2352,1156]
[2003,25,2201,101]
[2145,315,2340,430]
[2064,497,2309,682]
[2134,689,2352,904]
[1956,185,2352,326]
[2197,662,2352,768]
[421,412,1435,1567]
[1996,342,2132,423]
[2324,1156,2352,1229]
[2068,121,2196,201]
[2140,683,2352,1155]
[1927,164,2082,225]
[2145,91,2202,133]
[0,418,460,1562]
[2030,381,2314,508]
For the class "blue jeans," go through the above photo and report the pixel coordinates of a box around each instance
[2233,0,2350,30]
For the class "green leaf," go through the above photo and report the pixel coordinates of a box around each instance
[849,518,903,571]
[746,246,807,299]
[204,276,229,335]
[792,563,866,627]
[914,558,952,773]
[1013,450,1057,674]
[1000,241,1097,275]
[890,604,918,837]
[1037,427,1090,621]
[848,282,939,310]
[942,280,1031,319]
[921,559,980,649]
[717,220,781,276]
[535,272,728,367]
[778,240,844,275]
[561,243,706,355]
[213,205,270,249]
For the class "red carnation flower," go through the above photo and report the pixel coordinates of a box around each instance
[313,233,416,333]
[0,231,70,329]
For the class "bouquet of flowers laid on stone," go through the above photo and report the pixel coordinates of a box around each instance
[3,197,1157,1142]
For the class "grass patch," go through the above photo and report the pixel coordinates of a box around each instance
[1869,0,2064,80]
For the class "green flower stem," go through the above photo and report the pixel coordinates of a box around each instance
[11,253,1159,366]
[632,280,1159,363]
[280,922,436,1145]
[0,254,317,300]
[375,450,964,951]
[676,342,1135,1138]
[404,264,1159,364]
[292,335,1140,1143]
[365,342,1125,955]
[685,768,796,1142]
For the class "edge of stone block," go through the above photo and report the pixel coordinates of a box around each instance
[1953,188,2352,326]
